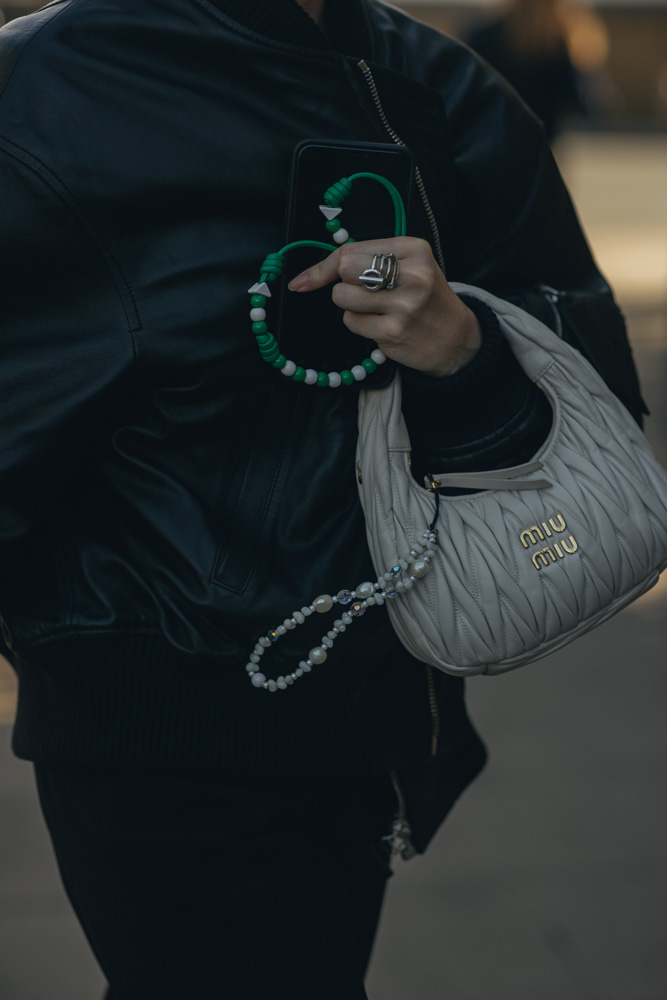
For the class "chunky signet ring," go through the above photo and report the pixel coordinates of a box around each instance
[358,253,399,291]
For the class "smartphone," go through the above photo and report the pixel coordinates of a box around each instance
[277,139,415,385]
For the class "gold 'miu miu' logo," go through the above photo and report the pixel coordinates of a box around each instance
[519,514,579,570]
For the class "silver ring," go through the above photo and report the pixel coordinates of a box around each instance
[358,253,399,291]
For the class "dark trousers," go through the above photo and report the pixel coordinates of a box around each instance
[34,763,397,1000]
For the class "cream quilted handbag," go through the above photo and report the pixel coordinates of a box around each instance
[356,283,667,676]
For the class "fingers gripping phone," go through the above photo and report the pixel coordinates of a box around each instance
[277,139,415,386]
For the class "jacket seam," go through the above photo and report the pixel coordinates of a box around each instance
[0,0,75,100]
[0,135,142,359]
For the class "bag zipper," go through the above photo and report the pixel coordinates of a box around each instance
[357,59,446,274]
[539,284,564,339]
[425,665,440,756]
[388,770,417,860]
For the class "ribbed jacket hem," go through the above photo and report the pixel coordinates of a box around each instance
[11,634,371,773]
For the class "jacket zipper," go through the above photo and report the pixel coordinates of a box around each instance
[388,771,417,860]
[539,284,564,339]
[357,59,446,274]
[425,665,440,756]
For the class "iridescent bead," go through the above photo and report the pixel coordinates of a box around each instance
[268,631,279,643]
[390,566,401,577]
[350,601,366,617]
[313,594,333,614]
[383,586,398,599]
[410,559,430,579]
[337,590,353,605]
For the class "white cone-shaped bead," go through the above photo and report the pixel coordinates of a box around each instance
[319,205,343,220]
[248,282,272,297]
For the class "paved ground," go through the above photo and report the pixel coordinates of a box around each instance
[1,132,666,999]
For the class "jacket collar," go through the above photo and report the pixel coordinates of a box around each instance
[204,0,374,59]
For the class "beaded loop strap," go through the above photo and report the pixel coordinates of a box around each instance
[247,172,407,389]
[244,171,439,693]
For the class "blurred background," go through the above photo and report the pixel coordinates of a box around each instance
[1,0,666,998]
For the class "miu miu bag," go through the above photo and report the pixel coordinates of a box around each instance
[356,283,667,676]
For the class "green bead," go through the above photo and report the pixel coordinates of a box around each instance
[325,219,341,233]
[250,294,266,308]
[316,372,329,387]
[262,348,280,363]
[292,367,306,382]
[340,370,354,386]
[255,334,272,346]
[271,354,287,369]
[362,358,377,374]
[252,321,268,336]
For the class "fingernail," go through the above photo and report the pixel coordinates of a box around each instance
[288,272,309,291]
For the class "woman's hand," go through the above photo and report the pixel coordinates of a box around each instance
[288,237,481,377]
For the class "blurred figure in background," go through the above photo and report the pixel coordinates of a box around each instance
[466,0,610,141]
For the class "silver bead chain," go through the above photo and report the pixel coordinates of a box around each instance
[245,527,438,692]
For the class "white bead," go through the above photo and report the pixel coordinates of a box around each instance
[356,581,375,599]
[268,680,278,692]
[251,673,266,687]
[283,618,296,630]
[351,365,367,381]
[398,559,409,571]
[395,580,405,591]
[327,372,342,388]
[341,613,353,625]
[403,578,414,590]
[246,663,257,673]
[370,348,386,364]
[410,559,429,579]
[309,646,328,665]
[327,630,337,640]
[304,369,318,385]
[293,611,305,625]
[295,668,303,678]
[250,653,261,663]
[313,594,333,614]
[258,637,271,648]
[333,619,344,629]
[301,606,313,617]
[322,637,334,649]
[250,307,266,322]
[277,677,287,690]
[365,596,376,606]
[300,660,312,673]
[281,360,297,377]
[337,624,346,632]
[374,593,385,605]
[276,625,286,635]
[286,675,294,685]
[333,228,349,244]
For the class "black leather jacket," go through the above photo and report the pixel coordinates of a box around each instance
[0,0,644,842]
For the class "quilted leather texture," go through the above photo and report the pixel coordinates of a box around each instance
[356,284,667,675]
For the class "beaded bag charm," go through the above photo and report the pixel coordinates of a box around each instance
[244,172,439,692]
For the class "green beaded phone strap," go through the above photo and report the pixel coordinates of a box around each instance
[247,172,407,388]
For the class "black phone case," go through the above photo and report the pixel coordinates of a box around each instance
[277,139,414,385]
